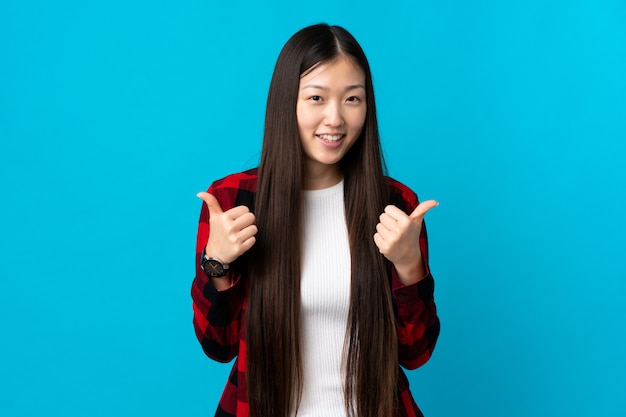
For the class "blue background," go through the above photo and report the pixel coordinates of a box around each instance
[1,0,625,416]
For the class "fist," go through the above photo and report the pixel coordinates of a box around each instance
[197,192,258,264]
[373,200,438,267]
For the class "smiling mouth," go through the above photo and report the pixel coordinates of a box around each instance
[317,134,344,143]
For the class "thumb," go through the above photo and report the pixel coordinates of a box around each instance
[409,199,438,222]
[197,192,223,215]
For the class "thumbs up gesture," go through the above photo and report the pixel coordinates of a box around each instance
[197,192,258,265]
[373,200,438,282]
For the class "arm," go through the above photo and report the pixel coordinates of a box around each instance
[380,180,440,369]
[191,185,249,363]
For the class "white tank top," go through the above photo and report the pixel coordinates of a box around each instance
[296,180,352,417]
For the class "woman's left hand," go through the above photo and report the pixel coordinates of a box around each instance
[373,200,438,283]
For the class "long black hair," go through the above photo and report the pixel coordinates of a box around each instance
[246,23,396,417]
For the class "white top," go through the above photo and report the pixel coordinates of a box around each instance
[295,180,352,417]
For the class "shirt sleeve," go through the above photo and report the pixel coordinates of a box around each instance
[392,270,440,370]
[191,183,246,363]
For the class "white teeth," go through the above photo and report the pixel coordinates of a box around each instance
[318,134,343,142]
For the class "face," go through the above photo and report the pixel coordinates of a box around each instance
[296,55,367,189]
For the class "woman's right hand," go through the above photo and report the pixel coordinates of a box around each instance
[197,192,258,264]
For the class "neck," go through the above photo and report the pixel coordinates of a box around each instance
[302,163,343,190]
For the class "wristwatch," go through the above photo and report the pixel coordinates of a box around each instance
[201,253,230,277]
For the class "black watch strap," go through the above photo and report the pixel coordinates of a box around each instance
[201,252,230,277]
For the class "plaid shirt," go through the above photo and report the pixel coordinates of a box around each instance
[191,168,440,417]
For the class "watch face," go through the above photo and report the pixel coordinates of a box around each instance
[202,258,226,277]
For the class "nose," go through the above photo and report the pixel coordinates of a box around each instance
[324,101,344,127]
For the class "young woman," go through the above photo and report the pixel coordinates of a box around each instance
[191,23,440,417]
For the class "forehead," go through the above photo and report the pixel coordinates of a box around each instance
[299,55,365,86]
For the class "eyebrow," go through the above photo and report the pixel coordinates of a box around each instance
[300,84,366,91]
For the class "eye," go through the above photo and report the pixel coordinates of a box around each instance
[346,96,362,103]
[309,95,322,101]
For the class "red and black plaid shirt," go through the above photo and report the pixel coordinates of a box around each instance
[191,168,440,417]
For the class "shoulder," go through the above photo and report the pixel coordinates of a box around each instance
[210,168,258,190]
[385,176,419,214]
[207,168,258,211]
